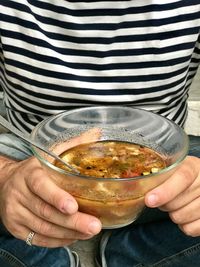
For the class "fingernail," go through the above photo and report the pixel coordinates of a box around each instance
[62,199,78,214]
[147,194,158,207]
[88,220,102,235]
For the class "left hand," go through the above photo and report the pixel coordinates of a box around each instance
[145,156,200,237]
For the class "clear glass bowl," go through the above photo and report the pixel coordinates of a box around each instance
[30,106,189,229]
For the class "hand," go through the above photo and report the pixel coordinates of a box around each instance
[0,157,102,248]
[145,156,200,237]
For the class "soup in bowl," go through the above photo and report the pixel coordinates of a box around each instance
[30,106,189,229]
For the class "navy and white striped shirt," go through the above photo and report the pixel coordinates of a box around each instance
[0,0,200,133]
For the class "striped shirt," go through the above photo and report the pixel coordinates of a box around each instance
[0,0,200,133]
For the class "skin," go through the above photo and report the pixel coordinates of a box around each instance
[145,156,200,237]
[0,156,102,248]
[0,127,103,248]
[0,153,199,248]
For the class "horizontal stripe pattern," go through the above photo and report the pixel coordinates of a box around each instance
[0,0,200,133]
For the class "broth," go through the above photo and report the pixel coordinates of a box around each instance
[55,140,166,178]
[52,140,168,228]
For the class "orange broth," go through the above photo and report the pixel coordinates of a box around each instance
[54,141,167,228]
[55,140,166,178]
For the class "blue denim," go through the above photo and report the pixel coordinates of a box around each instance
[1,133,200,267]
[98,135,200,267]
[0,133,78,267]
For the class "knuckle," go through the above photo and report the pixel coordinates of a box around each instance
[71,214,81,232]
[178,167,194,185]
[38,201,53,220]
[4,202,20,224]
[28,176,43,193]
[4,202,14,218]
[170,212,182,224]
[6,221,17,235]
[37,220,53,236]
[11,227,21,239]
[5,220,24,240]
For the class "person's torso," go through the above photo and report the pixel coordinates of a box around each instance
[0,0,200,132]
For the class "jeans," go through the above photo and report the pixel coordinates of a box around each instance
[0,133,77,267]
[100,135,200,267]
[0,133,200,267]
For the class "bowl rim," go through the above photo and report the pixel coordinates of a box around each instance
[30,106,189,181]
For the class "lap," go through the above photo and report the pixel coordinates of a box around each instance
[100,219,200,267]
[0,222,75,267]
[0,133,200,266]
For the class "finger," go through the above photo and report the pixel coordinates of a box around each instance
[25,169,78,214]
[159,182,200,212]
[7,223,77,248]
[23,192,102,235]
[21,226,78,248]
[179,219,200,237]
[168,196,200,225]
[145,157,197,207]
[32,234,76,248]
[19,207,92,241]
[159,165,200,211]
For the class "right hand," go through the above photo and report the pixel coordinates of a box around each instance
[0,156,102,248]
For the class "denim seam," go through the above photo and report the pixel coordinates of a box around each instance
[151,242,200,267]
[133,242,200,267]
[135,263,144,267]
[0,249,27,267]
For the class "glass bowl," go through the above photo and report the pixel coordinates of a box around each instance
[30,106,189,229]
